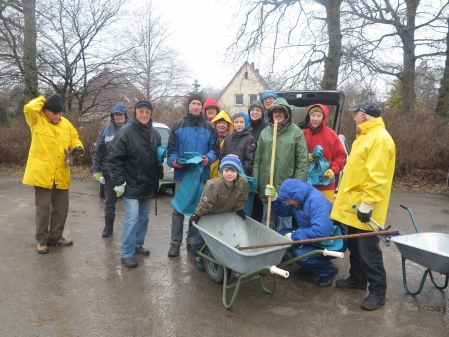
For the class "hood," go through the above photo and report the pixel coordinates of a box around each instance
[267,97,292,124]
[211,110,234,134]
[278,179,313,205]
[110,102,129,124]
[233,111,251,130]
[303,104,329,127]
[203,98,220,120]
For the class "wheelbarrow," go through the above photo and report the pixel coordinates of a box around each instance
[391,205,449,295]
[193,213,343,309]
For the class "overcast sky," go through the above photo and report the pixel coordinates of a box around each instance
[131,0,242,91]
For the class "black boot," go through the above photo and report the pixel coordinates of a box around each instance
[102,218,114,238]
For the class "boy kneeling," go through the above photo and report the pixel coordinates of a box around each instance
[190,154,249,271]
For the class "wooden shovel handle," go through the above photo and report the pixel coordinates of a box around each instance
[266,119,278,227]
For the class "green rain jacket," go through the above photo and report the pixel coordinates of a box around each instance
[252,97,308,198]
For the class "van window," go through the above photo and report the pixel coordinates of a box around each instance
[155,127,170,146]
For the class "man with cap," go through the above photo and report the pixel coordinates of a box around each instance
[331,100,396,310]
[23,94,84,254]
[259,90,279,121]
[167,93,219,258]
[108,100,163,268]
[253,97,308,231]
[93,102,129,238]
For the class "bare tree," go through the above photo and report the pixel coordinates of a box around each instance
[436,18,449,116]
[343,0,449,113]
[122,1,189,101]
[226,0,343,90]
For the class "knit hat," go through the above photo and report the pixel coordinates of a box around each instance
[219,154,242,173]
[135,100,153,111]
[348,100,381,117]
[309,106,324,115]
[248,100,264,113]
[187,93,203,105]
[260,90,278,102]
[111,102,128,115]
[43,94,63,113]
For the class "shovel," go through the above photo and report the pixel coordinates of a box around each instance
[266,119,278,227]
[236,229,400,251]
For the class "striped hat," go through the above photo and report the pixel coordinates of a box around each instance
[219,154,242,173]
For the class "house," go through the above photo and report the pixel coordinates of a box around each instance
[217,61,268,115]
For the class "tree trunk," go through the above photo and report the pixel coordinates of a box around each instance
[22,0,38,101]
[320,0,342,90]
[398,0,419,114]
[435,19,449,117]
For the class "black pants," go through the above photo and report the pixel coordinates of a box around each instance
[103,175,117,224]
[348,226,387,297]
[251,193,263,223]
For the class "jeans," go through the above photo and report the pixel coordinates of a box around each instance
[121,197,151,258]
[191,232,205,258]
[170,181,199,246]
[347,226,387,297]
[262,201,292,231]
[278,228,345,279]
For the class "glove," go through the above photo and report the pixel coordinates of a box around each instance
[308,153,318,162]
[172,159,185,169]
[265,185,277,201]
[189,214,201,227]
[93,172,102,182]
[200,156,209,166]
[357,201,375,223]
[323,169,334,180]
[158,179,162,192]
[64,149,74,166]
[99,177,105,184]
[70,146,84,156]
[284,233,292,240]
[114,183,126,197]
[236,209,246,220]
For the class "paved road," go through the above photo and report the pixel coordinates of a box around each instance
[0,175,448,336]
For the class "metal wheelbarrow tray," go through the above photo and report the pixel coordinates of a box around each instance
[193,213,342,309]
[392,230,449,295]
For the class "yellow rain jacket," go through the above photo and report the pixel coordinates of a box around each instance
[330,117,396,231]
[22,96,84,190]
[209,110,233,179]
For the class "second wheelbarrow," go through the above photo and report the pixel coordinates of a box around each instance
[193,213,343,309]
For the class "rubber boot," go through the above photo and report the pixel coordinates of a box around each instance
[102,218,114,238]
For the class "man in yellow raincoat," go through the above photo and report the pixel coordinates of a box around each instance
[331,100,396,311]
[23,94,84,254]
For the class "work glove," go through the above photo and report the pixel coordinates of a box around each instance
[284,233,292,240]
[189,214,201,227]
[265,184,277,201]
[114,183,126,197]
[357,201,375,223]
[172,159,185,169]
[236,209,247,220]
[70,146,84,156]
[93,172,102,182]
[323,169,334,180]
[200,156,209,166]
[308,153,318,162]
[99,177,105,184]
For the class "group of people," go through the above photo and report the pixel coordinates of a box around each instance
[23,90,395,311]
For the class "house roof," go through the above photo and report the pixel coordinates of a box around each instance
[217,61,268,102]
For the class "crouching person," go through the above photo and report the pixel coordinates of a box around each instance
[190,155,249,271]
[265,179,347,287]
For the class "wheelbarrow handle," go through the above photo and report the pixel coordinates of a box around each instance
[270,266,289,278]
[323,249,344,258]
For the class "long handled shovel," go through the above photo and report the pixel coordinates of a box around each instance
[266,119,278,227]
[237,229,400,251]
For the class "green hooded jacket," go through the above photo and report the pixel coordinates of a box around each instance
[252,97,308,198]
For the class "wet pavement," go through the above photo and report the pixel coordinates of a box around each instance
[0,175,449,336]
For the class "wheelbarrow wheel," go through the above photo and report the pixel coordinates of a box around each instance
[203,246,230,284]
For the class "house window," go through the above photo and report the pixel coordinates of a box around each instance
[249,94,257,104]
[244,71,248,79]
[235,94,243,105]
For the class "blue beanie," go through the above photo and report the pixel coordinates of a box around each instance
[111,102,128,115]
[219,154,242,173]
[260,90,278,102]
